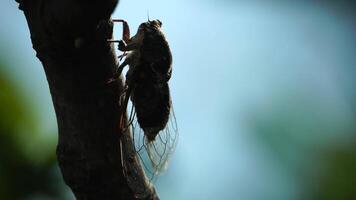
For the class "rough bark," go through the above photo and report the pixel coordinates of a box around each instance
[15,0,158,199]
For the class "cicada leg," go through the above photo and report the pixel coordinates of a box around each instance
[118,52,129,61]
[112,19,130,42]
[119,81,134,132]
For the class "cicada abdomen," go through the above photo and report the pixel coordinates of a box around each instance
[131,75,171,141]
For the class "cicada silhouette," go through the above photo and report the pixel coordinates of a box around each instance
[109,19,178,179]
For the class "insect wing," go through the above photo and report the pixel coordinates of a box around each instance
[128,101,178,179]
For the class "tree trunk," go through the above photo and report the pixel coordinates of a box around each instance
[15,0,158,199]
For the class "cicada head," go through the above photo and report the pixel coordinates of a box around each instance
[149,19,162,28]
[137,19,162,34]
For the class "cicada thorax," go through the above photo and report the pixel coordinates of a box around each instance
[140,26,172,82]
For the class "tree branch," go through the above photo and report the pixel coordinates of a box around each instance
[16,0,158,199]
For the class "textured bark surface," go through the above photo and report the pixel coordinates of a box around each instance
[15,0,158,199]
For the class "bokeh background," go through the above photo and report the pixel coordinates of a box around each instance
[1,0,356,200]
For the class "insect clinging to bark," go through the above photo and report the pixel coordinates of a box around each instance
[108,18,178,177]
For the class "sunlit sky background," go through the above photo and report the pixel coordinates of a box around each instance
[1,0,356,200]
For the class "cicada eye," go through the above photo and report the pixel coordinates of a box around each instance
[150,20,162,29]
[157,20,162,27]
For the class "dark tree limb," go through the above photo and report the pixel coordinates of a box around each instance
[15,0,158,199]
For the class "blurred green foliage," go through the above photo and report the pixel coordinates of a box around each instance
[246,91,356,199]
[314,141,356,200]
[0,62,67,200]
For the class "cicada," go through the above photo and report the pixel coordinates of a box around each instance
[109,19,178,180]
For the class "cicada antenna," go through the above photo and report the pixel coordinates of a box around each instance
[147,10,150,22]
